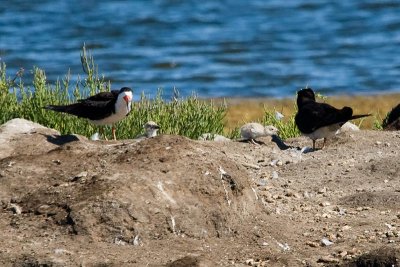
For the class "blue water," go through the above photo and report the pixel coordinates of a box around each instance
[1,0,400,99]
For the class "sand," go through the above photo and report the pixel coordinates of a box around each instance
[0,118,400,266]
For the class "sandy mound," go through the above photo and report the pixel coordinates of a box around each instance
[0,119,400,266]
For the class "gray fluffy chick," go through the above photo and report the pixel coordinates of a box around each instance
[240,122,278,145]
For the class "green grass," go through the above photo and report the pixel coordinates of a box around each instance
[0,46,226,140]
[263,108,300,140]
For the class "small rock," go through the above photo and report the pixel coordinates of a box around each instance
[341,225,351,231]
[301,147,313,154]
[133,235,141,246]
[376,141,382,145]
[318,187,327,194]
[245,259,255,265]
[257,179,268,186]
[90,132,100,141]
[317,257,339,263]
[242,162,260,170]
[9,203,22,214]
[321,238,334,246]
[277,242,290,251]
[285,189,301,198]
[319,202,331,207]
[306,241,319,247]
[339,122,359,132]
[271,171,279,179]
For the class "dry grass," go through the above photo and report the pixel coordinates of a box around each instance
[222,94,400,131]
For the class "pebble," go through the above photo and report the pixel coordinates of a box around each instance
[271,171,279,179]
[321,238,334,246]
[257,179,268,186]
[242,162,260,170]
[356,206,371,211]
[341,225,351,231]
[318,187,327,194]
[306,241,319,247]
[317,257,339,263]
[285,189,301,198]
[9,203,22,214]
[319,202,331,207]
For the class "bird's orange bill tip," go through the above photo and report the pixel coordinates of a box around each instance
[123,95,131,102]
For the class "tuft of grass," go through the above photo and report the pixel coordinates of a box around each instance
[118,90,226,139]
[0,46,226,140]
[263,108,300,140]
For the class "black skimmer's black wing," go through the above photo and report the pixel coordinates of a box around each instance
[77,90,119,102]
[45,100,116,121]
[295,88,370,134]
[44,87,133,121]
[295,88,371,151]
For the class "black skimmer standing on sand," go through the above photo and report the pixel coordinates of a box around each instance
[45,87,133,140]
[295,88,370,150]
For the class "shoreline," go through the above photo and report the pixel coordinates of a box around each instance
[220,93,400,130]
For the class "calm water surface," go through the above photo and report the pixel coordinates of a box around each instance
[1,0,400,99]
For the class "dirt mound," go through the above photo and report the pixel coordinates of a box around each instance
[343,247,400,267]
[1,119,400,266]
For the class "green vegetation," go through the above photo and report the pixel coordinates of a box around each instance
[0,46,226,140]
[263,109,301,140]
[5,46,378,141]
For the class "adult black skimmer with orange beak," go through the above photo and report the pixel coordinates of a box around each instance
[45,87,133,140]
[295,88,370,150]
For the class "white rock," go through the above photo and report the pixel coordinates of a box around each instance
[321,238,334,246]
[0,118,59,159]
[10,203,22,214]
[339,122,360,132]
[198,133,231,142]
[90,132,100,141]
[271,171,279,179]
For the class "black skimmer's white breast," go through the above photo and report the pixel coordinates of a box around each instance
[295,88,370,150]
[44,87,133,140]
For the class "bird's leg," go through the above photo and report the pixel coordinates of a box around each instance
[99,126,108,141]
[250,139,260,145]
[312,140,316,150]
[321,138,327,149]
[112,125,117,141]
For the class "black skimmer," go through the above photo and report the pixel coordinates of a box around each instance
[135,121,160,139]
[44,87,133,140]
[295,88,370,150]
[382,103,400,130]
[240,122,278,145]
